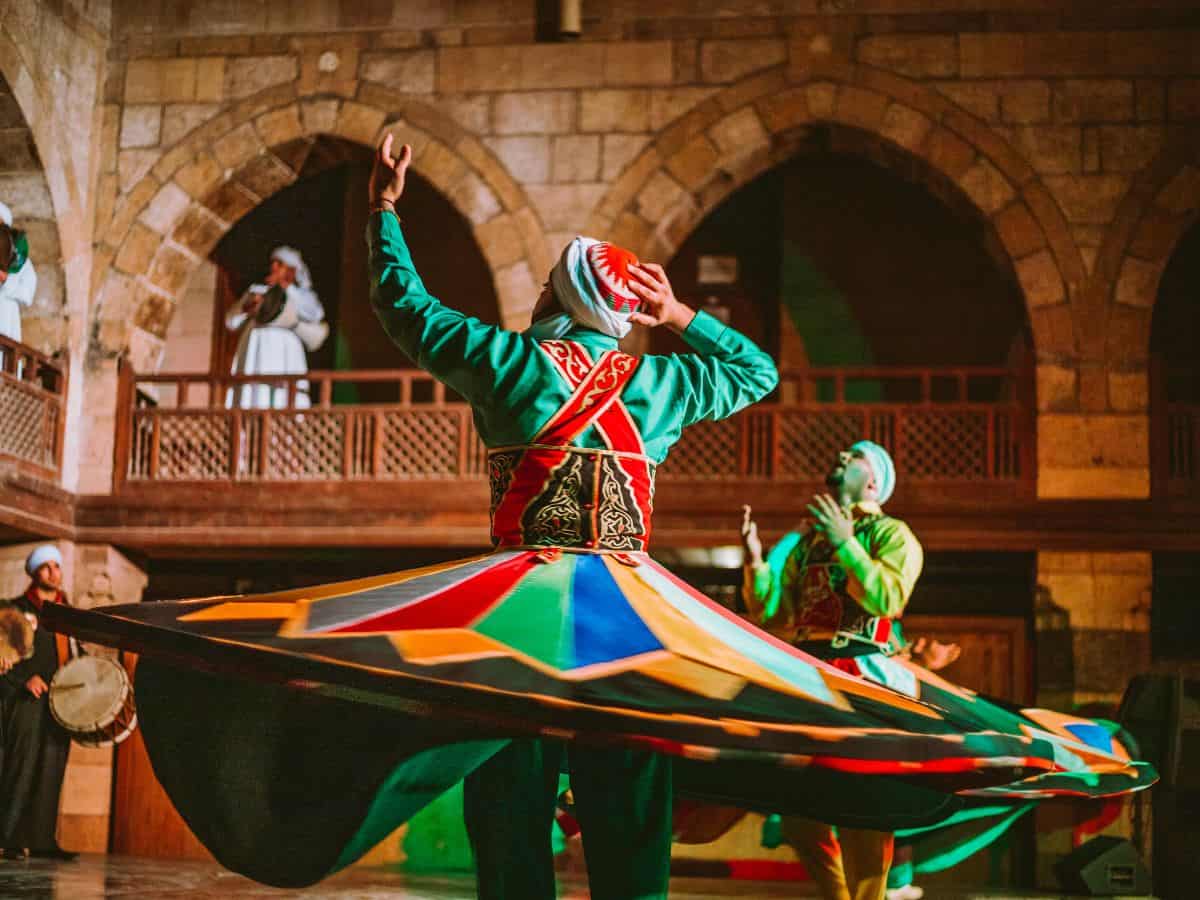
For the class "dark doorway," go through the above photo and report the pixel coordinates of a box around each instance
[656,135,1031,376]
[209,136,500,401]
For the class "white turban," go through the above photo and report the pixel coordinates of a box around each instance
[851,440,896,506]
[527,237,642,341]
[270,245,313,290]
[25,544,62,576]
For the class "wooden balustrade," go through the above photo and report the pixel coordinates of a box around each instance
[113,362,1034,492]
[0,332,68,478]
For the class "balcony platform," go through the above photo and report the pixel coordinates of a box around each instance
[10,361,1200,554]
[70,480,1200,555]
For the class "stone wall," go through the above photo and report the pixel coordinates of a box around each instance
[63,1,1198,500]
[1036,550,1152,707]
[160,257,216,372]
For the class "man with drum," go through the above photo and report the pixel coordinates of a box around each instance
[0,545,76,861]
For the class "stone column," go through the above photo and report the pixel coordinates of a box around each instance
[1032,550,1151,883]
[1036,551,1152,708]
[0,541,148,854]
[1036,407,1150,501]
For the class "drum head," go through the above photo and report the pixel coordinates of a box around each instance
[50,656,129,734]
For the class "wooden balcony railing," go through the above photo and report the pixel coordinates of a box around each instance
[663,366,1033,485]
[113,363,1034,493]
[0,333,68,478]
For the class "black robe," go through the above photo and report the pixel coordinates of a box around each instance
[0,592,71,851]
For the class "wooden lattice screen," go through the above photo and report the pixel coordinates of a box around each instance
[116,365,1030,489]
[0,334,66,478]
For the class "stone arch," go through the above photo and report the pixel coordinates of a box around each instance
[1090,132,1200,370]
[96,87,552,368]
[587,63,1086,369]
[0,32,70,355]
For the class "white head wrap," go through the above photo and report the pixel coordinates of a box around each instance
[527,236,641,341]
[25,544,63,576]
[270,245,312,290]
[0,201,11,228]
[851,440,896,505]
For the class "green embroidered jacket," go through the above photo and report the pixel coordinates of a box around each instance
[367,211,778,463]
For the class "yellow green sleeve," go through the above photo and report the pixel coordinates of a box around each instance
[833,520,924,618]
[742,531,804,634]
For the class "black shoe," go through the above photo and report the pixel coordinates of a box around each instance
[0,847,28,861]
[28,846,76,861]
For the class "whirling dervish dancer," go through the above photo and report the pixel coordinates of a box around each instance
[44,138,1154,897]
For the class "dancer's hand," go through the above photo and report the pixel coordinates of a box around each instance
[807,494,854,548]
[911,637,961,671]
[628,263,695,331]
[371,134,412,208]
[25,675,48,698]
[741,505,763,567]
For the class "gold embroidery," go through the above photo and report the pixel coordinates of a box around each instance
[488,450,520,519]
[540,341,591,383]
[580,353,637,410]
[522,453,586,546]
[596,456,643,551]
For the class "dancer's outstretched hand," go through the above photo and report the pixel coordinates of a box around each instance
[627,263,695,332]
[371,134,412,208]
[741,505,763,566]
[911,637,962,671]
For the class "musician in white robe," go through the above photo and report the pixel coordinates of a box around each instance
[225,246,328,409]
[0,201,38,344]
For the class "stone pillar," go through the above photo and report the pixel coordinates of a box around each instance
[1032,551,1151,884]
[0,541,148,854]
[1036,408,1150,500]
[1036,551,1152,708]
[160,260,218,373]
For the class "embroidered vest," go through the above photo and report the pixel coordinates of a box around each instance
[792,516,897,652]
[489,341,654,552]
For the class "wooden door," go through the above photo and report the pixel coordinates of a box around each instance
[110,654,212,859]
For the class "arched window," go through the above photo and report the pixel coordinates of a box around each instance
[655,134,1031,377]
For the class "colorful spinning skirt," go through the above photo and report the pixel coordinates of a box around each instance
[45,549,1154,887]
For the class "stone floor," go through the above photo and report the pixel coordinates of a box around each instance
[0,856,1157,898]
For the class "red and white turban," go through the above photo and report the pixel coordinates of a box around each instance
[528,237,643,340]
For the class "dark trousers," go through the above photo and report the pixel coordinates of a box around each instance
[0,691,71,850]
[463,739,673,900]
